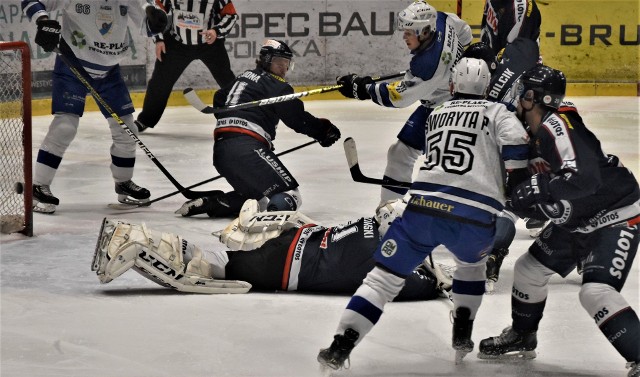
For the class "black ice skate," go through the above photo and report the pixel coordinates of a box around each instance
[317,328,359,370]
[485,248,509,292]
[451,307,474,364]
[115,180,150,205]
[174,191,226,217]
[33,184,59,214]
[478,326,537,360]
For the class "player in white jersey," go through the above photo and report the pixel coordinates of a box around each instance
[335,0,472,207]
[21,0,167,213]
[317,58,530,370]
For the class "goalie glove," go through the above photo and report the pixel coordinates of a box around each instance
[510,173,551,212]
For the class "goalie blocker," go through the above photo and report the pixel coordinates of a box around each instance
[92,200,452,300]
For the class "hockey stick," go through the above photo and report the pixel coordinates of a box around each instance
[184,71,407,114]
[52,47,219,200]
[343,137,411,188]
[112,140,318,209]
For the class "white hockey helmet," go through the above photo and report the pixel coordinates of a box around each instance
[450,58,491,97]
[397,1,437,37]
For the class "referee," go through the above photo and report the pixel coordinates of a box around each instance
[136,0,238,132]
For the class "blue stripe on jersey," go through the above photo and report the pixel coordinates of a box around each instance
[452,279,485,296]
[409,12,448,81]
[502,144,529,162]
[346,295,383,325]
[21,0,45,20]
[111,155,136,168]
[411,182,503,211]
[36,150,62,169]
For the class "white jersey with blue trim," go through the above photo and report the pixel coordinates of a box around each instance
[410,99,529,217]
[23,0,156,78]
[368,12,472,109]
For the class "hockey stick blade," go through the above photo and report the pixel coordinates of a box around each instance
[343,137,411,188]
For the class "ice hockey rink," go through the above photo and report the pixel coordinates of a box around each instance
[1,97,638,377]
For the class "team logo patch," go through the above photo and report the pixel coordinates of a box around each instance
[380,239,398,257]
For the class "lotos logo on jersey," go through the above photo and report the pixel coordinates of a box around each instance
[380,239,398,257]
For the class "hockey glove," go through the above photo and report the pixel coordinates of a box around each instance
[318,118,341,147]
[337,74,372,100]
[510,173,551,211]
[35,19,61,52]
[145,6,168,34]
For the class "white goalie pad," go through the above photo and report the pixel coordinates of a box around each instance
[218,199,316,251]
[92,218,251,294]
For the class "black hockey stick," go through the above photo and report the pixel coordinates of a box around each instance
[184,71,407,114]
[114,140,318,209]
[343,137,411,188]
[53,47,219,200]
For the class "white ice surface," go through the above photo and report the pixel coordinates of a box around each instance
[1,97,638,377]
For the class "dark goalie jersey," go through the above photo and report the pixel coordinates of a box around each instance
[213,68,328,145]
[225,217,440,301]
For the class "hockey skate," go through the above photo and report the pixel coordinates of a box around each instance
[451,307,474,364]
[175,191,226,217]
[33,184,59,214]
[115,180,150,205]
[317,328,359,370]
[91,217,117,276]
[485,248,509,293]
[478,326,537,360]
[627,361,640,377]
[525,218,547,238]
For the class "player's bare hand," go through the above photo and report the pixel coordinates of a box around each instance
[155,41,166,62]
[200,29,217,44]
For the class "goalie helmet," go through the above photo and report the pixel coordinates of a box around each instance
[513,65,566,109]
[451,58,491,97]
[258,39,294,71]
[462,42,497,73]
[397,1,437,38]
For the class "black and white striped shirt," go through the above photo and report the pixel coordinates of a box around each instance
[155,0,238,45]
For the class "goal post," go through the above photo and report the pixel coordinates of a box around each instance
[0,41,33,237]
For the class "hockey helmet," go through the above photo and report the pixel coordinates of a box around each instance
[512,65,566,109]
[450,58,491,97]
[397,1,437,38]
[462,42,497,73]
[258,39,294,71]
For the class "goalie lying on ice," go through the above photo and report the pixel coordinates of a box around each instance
[92,199,453,299]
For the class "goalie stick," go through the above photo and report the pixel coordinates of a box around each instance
[343,137,411,189]
[53,47,219,200]
[184,71,407,114]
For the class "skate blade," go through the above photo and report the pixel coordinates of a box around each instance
[477,350,537,360]
[33,202,56,214]
[455,349,471,364]
[91,218,109,272]
[117,194,149,205]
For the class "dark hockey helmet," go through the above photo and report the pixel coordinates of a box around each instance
[258,39,294,71]
[462,42,497,73]
[513,65,566,109]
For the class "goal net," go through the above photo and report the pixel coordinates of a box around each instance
[0,41,33,236]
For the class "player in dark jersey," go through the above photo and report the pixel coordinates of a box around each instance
[480,0,541,56]
[175,39,341,218]
[478,66,640,377]
[92,199,452,301]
